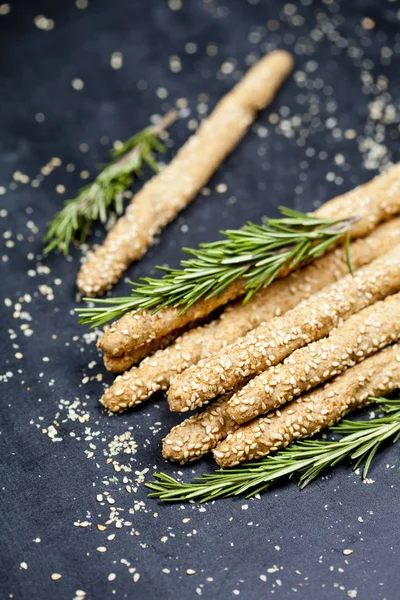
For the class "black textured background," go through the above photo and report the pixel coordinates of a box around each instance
[1,1,399,599]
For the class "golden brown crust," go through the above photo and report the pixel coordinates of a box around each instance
[226,293,400,423]
[314,163,400,236]
[213,343,400,467]
[102,328,187,372]
[77,50,294,297]
[162,393,239,463]
[97,164,400,358]
[97,281,244,357]
[100,219,400,412]
[168,245,400,411]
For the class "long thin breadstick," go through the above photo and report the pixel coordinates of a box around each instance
[101,219,400,411]
[168,245,400,412]
[97,163,400,357]
[314,164,400,233]
[226,293,400,424]
[162,392,239,464]
[213,343,400,467]
[77,50,294,297]
[102,327,189,372]
[99,281,244,357]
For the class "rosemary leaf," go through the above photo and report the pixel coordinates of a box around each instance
[145,397,400,503]
[76,208,357,328]
[43,111,177,255]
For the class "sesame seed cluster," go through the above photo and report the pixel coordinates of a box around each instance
[213,343,400,467]
[76,50,294,297]
[168,245,400,412]
[226,292,400,424]
[101,218,400,412]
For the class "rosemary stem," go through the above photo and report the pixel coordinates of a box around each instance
[76,208,357,327]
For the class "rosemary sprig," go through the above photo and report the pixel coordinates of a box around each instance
[77,208,357,327]
[43,111,177,255]
[146,397,400,503]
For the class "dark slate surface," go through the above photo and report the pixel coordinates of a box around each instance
[0,1,399,599]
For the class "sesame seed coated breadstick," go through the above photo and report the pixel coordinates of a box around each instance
[98,281,244,357]
[213,343,400,467]
[77,50,294,297]
[314,162,400,235]
[162,392,239,464]
[101,219,400,411]
[168,245,400,412]
[102,327,189,373]
[97,163,400,358]
[226,293,400,424]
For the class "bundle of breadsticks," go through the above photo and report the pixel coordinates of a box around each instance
[96,162,400,468]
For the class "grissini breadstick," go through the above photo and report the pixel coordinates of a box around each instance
[98,281,244,357]
[102,327,188,372]
[162,392,239,464]
[168,245,400,412]
[226,292,400,424]
[104,350,155,373]
[77,50,294,297]
[101,219,400,411]
[314,163,400,234]
[97,163,400,358]
[213,343,400,467]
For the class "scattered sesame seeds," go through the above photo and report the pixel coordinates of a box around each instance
[110,52,123,69]
[71,78,84,91]
[221,60,235,74]
[169,55,182,73]
[0,3,10,15]
[156,87,168,99]
[168,0,182,11]
[185,42,198,55]
[33,15,54,31]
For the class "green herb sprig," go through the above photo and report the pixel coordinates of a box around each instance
[43,111,177,255]
[77,208,357,327]
[146,397,400,503]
